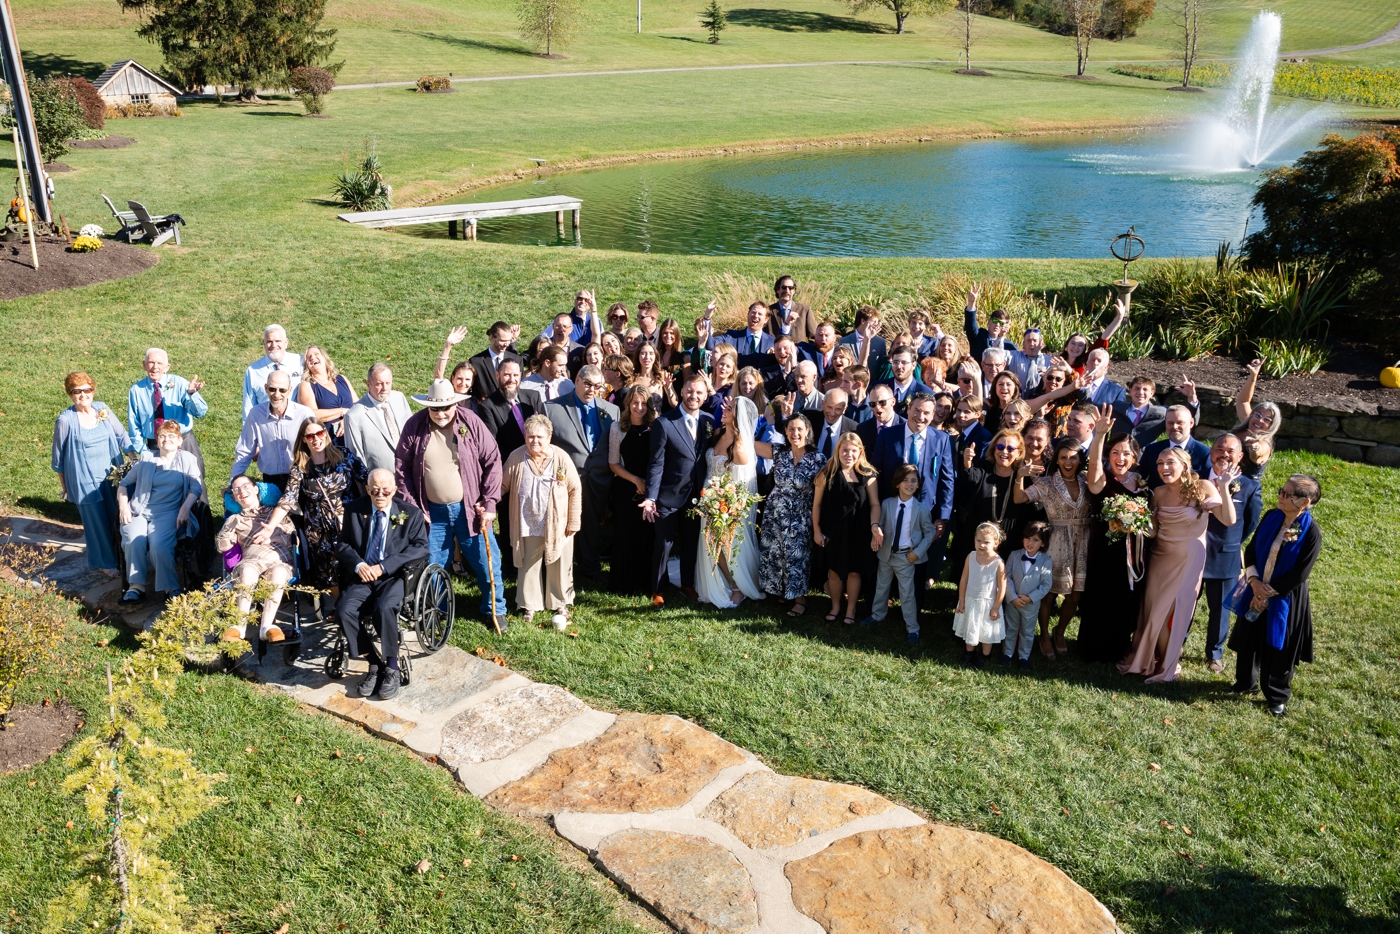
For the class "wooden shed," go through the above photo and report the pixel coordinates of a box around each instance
[92,60,182,111]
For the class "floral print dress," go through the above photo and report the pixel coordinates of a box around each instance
[1022,471,1091,595]
[759,446,826,600]
[277,452,368,588]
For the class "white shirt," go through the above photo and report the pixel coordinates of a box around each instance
[892,376,915,400]
[243,353,304,420]
[892,496,915,550]
[523,374,575,401]
[819,421,841,455]
[230,400,315,482]
[683,411,698,440]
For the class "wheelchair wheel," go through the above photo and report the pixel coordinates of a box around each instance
[413,563,455,654]
[325,634,346,679]
[400,650,413,687]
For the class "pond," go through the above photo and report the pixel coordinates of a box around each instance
[411,129,1329,258]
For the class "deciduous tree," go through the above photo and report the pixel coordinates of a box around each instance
[518,0,585,57]
[1163,0,1208,89]
[846,0,953,35]
[1061,0,1100,75]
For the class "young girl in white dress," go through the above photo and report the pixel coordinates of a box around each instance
[954,521,1008,667]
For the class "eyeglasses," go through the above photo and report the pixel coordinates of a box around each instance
[609,313,627,321]
[265,387,289,394]
[580,381,606,391]
[958,376,974,384]
[69,387,94,395]
[1277,487,1306,500]
[776,285,795,292]
[871,398,893,407]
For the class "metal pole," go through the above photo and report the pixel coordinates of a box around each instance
[12,128,36,268]
[0,0,51,223]
[638,0,641,33]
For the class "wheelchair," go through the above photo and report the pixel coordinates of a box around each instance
[323,557,455,687]
[111,497,218,599]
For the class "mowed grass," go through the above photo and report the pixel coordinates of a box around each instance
[0,608,655,934]
[457,448,1400,934]
[13,0,1400,83]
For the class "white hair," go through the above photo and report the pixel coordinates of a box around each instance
[981,347,1009,365]
[367,467,395,488]
[144,347,168,362]
[797,360,817,376]
[263,324,287,339]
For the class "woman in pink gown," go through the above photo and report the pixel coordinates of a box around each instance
[1119,447,1238,683]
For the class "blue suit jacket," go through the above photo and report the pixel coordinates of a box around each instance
[876,377,934,413]
[798,342,838,378]
[955,422,994,456]
[1141,437,1212,488]
[1087,378,1129,410]
[838,332,887,364]
[1204,474,1263,578]
[870,426,955,522]
[711,328,774,356]
[646,407,714,517]
[856,414,903,457]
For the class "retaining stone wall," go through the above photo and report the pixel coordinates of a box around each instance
[1149,381,1400,468]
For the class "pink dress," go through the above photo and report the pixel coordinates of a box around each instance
[1118,491,1221,683]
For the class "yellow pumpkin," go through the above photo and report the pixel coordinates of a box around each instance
[1383,365,1400,389]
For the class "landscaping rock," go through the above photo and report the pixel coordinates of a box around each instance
[322,692,417,741]
[785,824,1118,934]
[594,829,759,934]
[1278,414,1338,439]
[389,647,510,716]
[1367,444,1400,468]
[440,683,586,766]
[1340,416,1400,445]
[699,771,894,850]
[485,713,747,817]
[1294,437,1366,462]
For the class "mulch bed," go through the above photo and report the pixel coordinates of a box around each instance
[0,702,83,772]
[67,136,135,150]
[1117,341,1400,409]
[0,235,159,301]
[43,162,72,173]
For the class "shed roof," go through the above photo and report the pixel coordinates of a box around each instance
[92,60,184,98]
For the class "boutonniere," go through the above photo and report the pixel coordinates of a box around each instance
[457,425,469,439]
[555,467,568,483]
[1282,522,1300,543]
[94,408,109,422]
[1229,480,1241,495]
[390,511,407,528]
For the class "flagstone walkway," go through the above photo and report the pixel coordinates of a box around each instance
[15,513,1122,934]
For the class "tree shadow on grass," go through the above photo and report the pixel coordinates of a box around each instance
[15,496,78,525]
[22,51,109,80]
[726,8,893,34]
[404,31,536,57]
[242,112,304,117]
[1117,868,1400,934]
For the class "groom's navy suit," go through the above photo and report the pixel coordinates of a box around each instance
[646,406,715,594]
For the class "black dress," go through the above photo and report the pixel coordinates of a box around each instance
[951,461,1023,567]
[818,469,873,578]
[609,424,655,594]
[1076,475,1151,663]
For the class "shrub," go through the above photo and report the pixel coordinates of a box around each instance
[27,74,86,161]
[58,76,105,129]
[69,235,102,252]
[105,101,181,118]
[332,150,391,211]
[0,573,66,728]
[416,75,452,92]
[78,222,104,237]
[1109,62,1400,108]
[290,64,334,113]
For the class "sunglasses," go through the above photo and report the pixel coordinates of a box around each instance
[1277,487,1306,500]
[958,376,974,383]
[872,398,893,406]
[1024,328,1042,335]
[777,285,795,292]
[994,443,1019,452]
[69,387,94,395]
[266,387,289,394]
[304,429,327,439]
[609,313,627,321]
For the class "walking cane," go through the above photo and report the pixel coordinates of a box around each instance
[483,515,502,635]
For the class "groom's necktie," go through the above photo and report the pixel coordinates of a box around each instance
[907,433,922,468]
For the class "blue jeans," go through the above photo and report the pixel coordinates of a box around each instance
[427,501,506,616]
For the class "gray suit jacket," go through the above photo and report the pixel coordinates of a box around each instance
[1004,548,1054,606]
[343,391,412,473]
[875,495,935,564]
[545,393,620,490]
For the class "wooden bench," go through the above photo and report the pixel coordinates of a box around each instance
[337,195,582,240]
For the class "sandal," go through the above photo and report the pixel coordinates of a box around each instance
[787,601,807,617]
[843,616,857,626]
[824,611,840,622]
[1039,634,1056,660]
[1053,628,1069,656]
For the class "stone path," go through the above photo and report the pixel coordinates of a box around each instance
[15,514,1122,934]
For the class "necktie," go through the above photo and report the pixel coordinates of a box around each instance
[685,414,697,441]
[822,427,834,458]
[750,334,758,354]
[367,510,386,565]
[511,402,525,435]
[907,433,921,468]
[382,401,398,440]
[892,503,905,550]
[545,382,554,401]
[1131,408,1143,425]
[583,403,598,450]
[151,382,165,435]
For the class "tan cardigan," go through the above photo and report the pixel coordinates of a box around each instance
[502,444,582,567]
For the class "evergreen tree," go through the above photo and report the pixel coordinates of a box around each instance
[700,0,727,43]
[117,0,340,101]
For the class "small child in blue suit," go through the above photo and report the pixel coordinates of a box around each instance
[1002,521,1054,669]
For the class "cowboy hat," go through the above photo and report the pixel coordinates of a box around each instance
[411,378,468,407]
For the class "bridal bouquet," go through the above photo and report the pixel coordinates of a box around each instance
[1100,493,1153,543]
[689,473,762,562]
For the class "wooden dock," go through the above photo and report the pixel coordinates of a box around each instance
[337,195,581,240]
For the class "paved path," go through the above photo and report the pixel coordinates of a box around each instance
[16,513,1121,934]
[1287,20,1400,57]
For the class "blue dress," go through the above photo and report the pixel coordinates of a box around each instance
[51,403,131,570]
[119,451,202,593]
[310,375,356,445]
[759,446,826,600]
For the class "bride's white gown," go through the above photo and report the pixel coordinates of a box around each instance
[694,451,765,608]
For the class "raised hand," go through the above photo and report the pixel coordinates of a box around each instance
[188,374,205,394]
[1246,358,1265,378]
[779,393,796,418]
[1177,373,1198,405]
[1094,403,1116,434]
[445,325,469,347]
[580,289,597,312]
[963,443,976,470]
[967,285,981,310]
[1215,462,1241,489]
[704,300,717,320]
[1113,296,1129,320]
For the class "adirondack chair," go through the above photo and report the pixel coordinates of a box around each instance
[101,194,143,242]
[127,200,182,247]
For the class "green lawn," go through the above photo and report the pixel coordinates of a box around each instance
[0,606,656,933]
[13,0,1400,84]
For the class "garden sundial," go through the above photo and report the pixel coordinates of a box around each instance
[1110,226,1145,303]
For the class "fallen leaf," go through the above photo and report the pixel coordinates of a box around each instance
[65,821,73,829]
[1164,885,1178,897]
[338,925,347,931]
[294,795,303,805]
[1178,850,1191,860]
[462,858,472,867]
[1149,763,1162,771]
[1061,808,1070,815]
[332,749,343,759]
[1319,825,1326,833]
[356,755,365,762]
[96,639,108,647]
[1162,718,1173,725]
[474,829,482,836]
[491,656,506,667]
[742,654,749,659]
[42,698,50,707]
[1183,827,1192,836]
[416,859,432,873]
[27,781,36,787]
[275,925,289,934]
[647,664,654,671]
[567,631,579,638]
[510,854,521,861]
[245,746,255,754]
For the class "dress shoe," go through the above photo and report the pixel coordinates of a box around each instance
[377,668,402,701]
[905,631,919,644]
[650,594,666,609]
[858,615,879,627]
[1230,684,1259,696]
[1268,703,1286,717]
[997,653,1012,666]
[357,665,381,698]
[1207,659,1225,674]
[263,625,286,643]
[1017,657,1032,671]
[681,587,700,602]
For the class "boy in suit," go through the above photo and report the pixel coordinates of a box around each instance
[336,468,431,701]
[1002,522,1054,670]
[1121,374,1167,446]
[860,465,935,642]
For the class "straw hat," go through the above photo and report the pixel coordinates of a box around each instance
[411,378,468,407]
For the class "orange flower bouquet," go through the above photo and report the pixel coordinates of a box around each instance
[689,472,762,562]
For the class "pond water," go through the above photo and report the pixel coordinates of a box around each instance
[412,129,1329,258]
